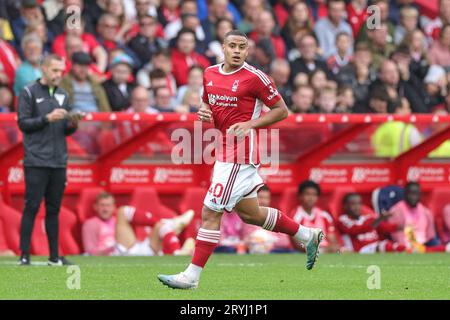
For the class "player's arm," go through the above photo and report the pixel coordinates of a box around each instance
[249,98,289,129]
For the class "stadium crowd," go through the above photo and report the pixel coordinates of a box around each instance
[0,0,450,115]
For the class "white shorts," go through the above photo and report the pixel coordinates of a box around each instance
[113,238,155,256]
[204,161,264,213]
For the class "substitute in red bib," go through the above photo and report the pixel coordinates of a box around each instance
[158,30,324,289]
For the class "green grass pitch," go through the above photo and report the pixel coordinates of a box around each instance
[0,253,449,300]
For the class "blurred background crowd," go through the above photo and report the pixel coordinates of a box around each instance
[0,0,450,116]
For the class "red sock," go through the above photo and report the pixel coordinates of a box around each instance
[191,228,220,268]
[384,241,406,252]
[262,208,299,236]
[123,206,159,226]
[425,245,445,252]
[161,231,181,254]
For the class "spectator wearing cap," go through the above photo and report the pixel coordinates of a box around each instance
[249,10,286,59]
[127,14,166,69]
[313,0,353,58]
[11,0,44,50]
[423,65,447,111]
[60,52,111,113]
[13,33,43,97]
[170,28,210,87]
[429,24,450,68]
[102,54,136,112]
[289,33,333,83]
[52,15,108,74]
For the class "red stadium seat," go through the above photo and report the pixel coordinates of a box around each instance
[327,186,358,219]
[129,187,177,241]
[0,195,21,254]
[30,205,81,256]
[278,187,298,218]
[178,187,207,241]
[427,188,450,243]
[76,187,106,223]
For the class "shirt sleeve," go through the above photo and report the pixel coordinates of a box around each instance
[252,70,282,108]
[202,73,209,104]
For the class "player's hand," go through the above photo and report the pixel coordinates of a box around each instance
[227,121,253,138]
[197,107,212,122]
[380,210,393,220]
[66,110,85,123]
[46,108,68,122]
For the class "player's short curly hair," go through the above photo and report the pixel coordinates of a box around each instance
[298,180,321,196]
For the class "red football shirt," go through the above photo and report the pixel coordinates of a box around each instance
[202,62,282,165]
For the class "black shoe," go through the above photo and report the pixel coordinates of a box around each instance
[18,254,30,266]
[48,256,73,266]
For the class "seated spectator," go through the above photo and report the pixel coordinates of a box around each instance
[253,38,276,74]
[170,28,210,86]
[206,18,234,64]
[289,33,332,83]
[127,14,166,69]
[356,0,395,44]
[0,37,20,88]
[309,69,329,94]
[372,59,428,113]
[127,86,159,114]
[82,192,195,256]
[97,13,140,66]
[327,32,353,75]
[313,0,353,58]
[346,0,368,37]
[104,0,135,44]
[23,19,53,56]
[388,182,443,249]
[52,15,108,74]
[48,0,96,36]
[290,84,315,113]
[428,24,450,68]
[424,0,450,41]
[218,186,293,254]
[102,53,136,112]
[366,22,396,70]
[249,9,286,59]
[176,88,202,114]
[173,13,208,54]
[11,0,44,50]
[423,65,447,111]
[60,52,111,113]
[152,86,175,112]
[237,0,265,34]
[136,48,177,91]
[291,180,341,253]
[354,84,390,113]
[0,86,13,112]
[337,193,406,253]
[394,6,419,45]
[13,33,43,97]
[175,65,204,105]
[441,204,450,244]
[335,85,355,113]
[164,0,204,42]
[336,42,374,104]
[315,85,337,113]
[280,1,313,53]
[401,30,429,81]
[200,0,237,45]
[157,0,181,27]
[269,58,292,107]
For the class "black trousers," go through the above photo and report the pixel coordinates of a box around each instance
[19,167,67,260]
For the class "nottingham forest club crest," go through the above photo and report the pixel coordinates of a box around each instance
[231,80,239,92]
